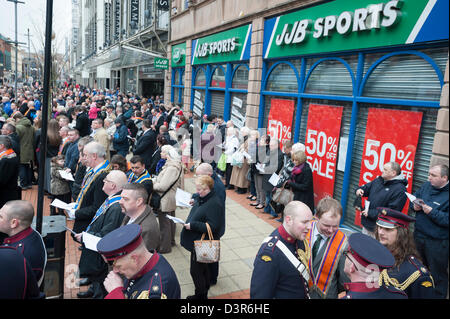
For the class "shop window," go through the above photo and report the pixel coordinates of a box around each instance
[232,65,249,89]
[210,65,226,88]
[362,48,448,101]
[265,62,299,93]
[304,57,356,96]
[194,67,206,87]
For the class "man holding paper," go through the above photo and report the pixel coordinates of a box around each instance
[75,170,128,299]
[410,164,449,299]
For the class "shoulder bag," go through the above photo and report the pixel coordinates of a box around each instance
[194,223,220,263]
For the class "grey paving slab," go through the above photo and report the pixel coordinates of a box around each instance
[163,178,276,298]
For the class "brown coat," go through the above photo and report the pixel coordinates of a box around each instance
[121,205,161,251]
[230,140,250,189]
[152,158,184,213]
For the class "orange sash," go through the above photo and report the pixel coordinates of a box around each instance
[0,148,15,160]
[307,221,347,297]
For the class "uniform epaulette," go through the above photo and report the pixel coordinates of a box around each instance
[379,267,423,291]
[408,255,435,288]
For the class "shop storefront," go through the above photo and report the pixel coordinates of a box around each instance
[259,0,449,228]
[188,24,252,123]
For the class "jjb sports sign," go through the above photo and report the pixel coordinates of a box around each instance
[263,0,449,59]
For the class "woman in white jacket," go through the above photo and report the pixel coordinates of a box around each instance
[223,126,240,189]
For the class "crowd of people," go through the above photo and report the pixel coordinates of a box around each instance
[0,81,448,300]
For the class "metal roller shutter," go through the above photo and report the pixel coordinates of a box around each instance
[230,92,247,129]
[210,90,225,117]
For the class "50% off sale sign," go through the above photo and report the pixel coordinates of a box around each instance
[267,99,295,148]
[305,104,343,207]
[358,108,423,217]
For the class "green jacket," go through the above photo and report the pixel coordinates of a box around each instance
[15,117,35,163]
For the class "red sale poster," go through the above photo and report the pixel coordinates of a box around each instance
[305,104,343,207]
[267,99,295,148]
[355,108,423,226]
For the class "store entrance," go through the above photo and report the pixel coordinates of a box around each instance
[141,80,164,98]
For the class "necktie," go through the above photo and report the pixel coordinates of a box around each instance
[312,234,323,260]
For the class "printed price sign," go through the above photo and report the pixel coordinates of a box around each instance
[267,99,295,149]
[305,104,343,206]
[356,108,423,224]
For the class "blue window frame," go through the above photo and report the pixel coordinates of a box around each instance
[171,68,185,105]
[259,43,448,226]
[191,63,249,121]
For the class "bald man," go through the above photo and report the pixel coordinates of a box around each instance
[76,170,128,299]
[0,200,47,287]
[250,201,313,299]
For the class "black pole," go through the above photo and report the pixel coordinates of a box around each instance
[36,0,53,235]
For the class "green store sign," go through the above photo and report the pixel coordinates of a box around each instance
[263,0,449,59]
[171,42,186,67]
[191,24,252,65]
[154,57,169,70]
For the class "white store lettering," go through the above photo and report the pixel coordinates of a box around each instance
[277,0,401,45]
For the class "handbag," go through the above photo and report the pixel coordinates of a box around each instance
[272,183,294,206]
[149,169,182,211]
[217,153,227,172]
[194,223,220,263]
[230,151,244,168]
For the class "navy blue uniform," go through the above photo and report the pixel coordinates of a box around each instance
[105,252,181,299]
[342,282,407,299]
[250,225,309,299]
[0,246,44,299]
[2,227,47,286]
[388,255,438,299]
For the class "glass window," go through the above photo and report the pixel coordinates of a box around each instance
[210,65,226,88]
[194,68,206,87]
[173,69,180,85]
[266,62,299,93]
[232,65,249,89]
[362,48,448,101]
[304,56,357,96]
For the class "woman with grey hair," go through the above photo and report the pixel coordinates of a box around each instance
[152,144,184,253]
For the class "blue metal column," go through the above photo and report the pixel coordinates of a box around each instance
[340,52,364,224]
[258,61,268,129]
[293,58,306,143]
[223,63,233,121]
[205,65,212,115]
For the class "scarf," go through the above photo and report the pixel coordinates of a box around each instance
[292,163,305,177]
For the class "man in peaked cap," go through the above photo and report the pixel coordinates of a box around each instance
[342,232,407,299]
[98,224,180,299]
[375,207,438,298]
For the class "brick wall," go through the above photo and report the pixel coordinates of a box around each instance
[431,57,449,168]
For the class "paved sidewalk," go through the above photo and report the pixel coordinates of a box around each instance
[25,171,281,299]
[167,177,276,299]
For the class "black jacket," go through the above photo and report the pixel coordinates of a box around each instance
[286,163,315,213]
[357,175,408,232]
[180,189,225,253]
[75,111,90,137]
[133,129,156,168]
[72,171,109,234]
[79,199,124,278]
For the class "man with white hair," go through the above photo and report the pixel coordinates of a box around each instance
[69,142,110,237]
[250,201,313,299]
[75,170,128,299]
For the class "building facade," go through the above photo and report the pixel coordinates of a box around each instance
[71,0,169,97]
[167,0,449,229]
